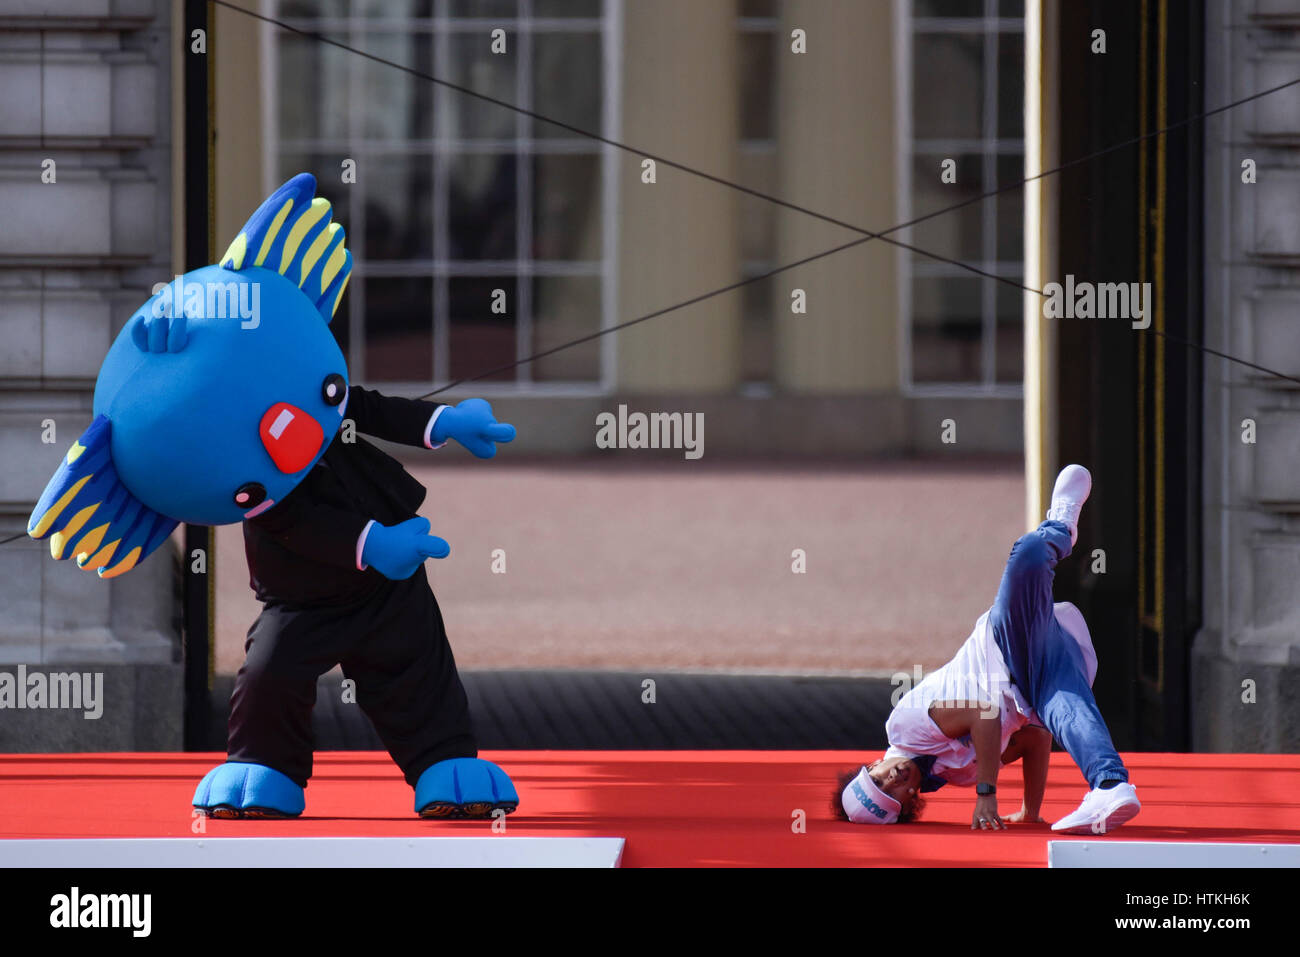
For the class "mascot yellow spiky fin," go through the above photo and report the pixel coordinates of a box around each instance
[218,172,352,323]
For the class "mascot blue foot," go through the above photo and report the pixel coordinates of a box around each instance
[415,758,518,819]
[192,762,305,819]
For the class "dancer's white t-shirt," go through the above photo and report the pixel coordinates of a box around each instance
[884,610,1041,787]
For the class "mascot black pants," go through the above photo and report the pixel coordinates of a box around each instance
[227,565,477,789]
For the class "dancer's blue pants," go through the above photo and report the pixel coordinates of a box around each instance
[988,520,1128,789]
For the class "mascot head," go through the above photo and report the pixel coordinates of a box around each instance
[27,173,352,578]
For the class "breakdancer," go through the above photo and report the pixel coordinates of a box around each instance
[835,465,1140,834]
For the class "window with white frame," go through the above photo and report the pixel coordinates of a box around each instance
[271,0,615,392]
[904,0,1024,392]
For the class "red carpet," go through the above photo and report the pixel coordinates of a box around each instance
[1,751,1297,867]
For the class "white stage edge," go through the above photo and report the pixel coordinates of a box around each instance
[1049,840,1300,868]
[0,837,625,868]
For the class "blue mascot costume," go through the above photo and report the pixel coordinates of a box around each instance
[27,173,519,820]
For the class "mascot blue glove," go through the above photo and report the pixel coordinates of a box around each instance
[431,398,516,459]
[361,516,450,580]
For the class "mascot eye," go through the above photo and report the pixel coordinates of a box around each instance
[322,373,346,406]
[233,482,267,509]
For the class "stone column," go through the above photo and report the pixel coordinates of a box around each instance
[1195,0,1300,750]
[773,0,899,394]
[616,0,741,393]
[0,0,181,748]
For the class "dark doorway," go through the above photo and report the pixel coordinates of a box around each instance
[1053,0,1204,751]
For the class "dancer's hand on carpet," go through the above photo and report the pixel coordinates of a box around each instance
[972,794,1005,830]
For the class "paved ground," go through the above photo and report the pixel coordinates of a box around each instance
[214,455,1025,676]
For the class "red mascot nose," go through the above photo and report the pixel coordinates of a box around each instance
[260,402,324,473]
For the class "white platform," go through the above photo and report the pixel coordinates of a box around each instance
[1049,840,1300,868]
[0,837,625,868]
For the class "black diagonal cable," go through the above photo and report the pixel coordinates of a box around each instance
[213,0,1300,393]
[422,244,1300,396]
[213,0,1300,259]
[424,233,878,395]
[213,0,1028,300]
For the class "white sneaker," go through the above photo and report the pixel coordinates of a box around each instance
[1051,782,1140,834]
[1046,464,1092,546]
